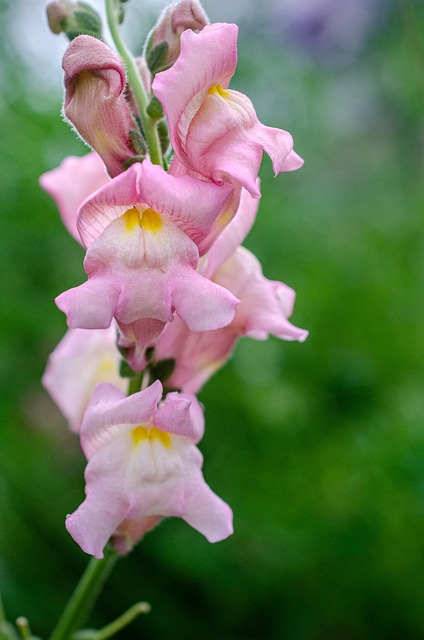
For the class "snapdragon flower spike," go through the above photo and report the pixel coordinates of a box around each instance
[39,152,109,244]
[42,326,125,432]
[66,380,233,558]
[63,35,138,177]
[153,23,303,197]
[55,160,238,337]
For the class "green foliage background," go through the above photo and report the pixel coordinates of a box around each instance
[1,1,424,638]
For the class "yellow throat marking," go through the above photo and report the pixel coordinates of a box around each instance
[123,207,162,234]
[208,84,230,99]
[131,425,171,448]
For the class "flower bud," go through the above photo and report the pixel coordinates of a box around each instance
[62,35,138,177]
[46,1,102,41]
[146,0,209,72]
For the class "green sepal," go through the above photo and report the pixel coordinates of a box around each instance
[157,120,170,155]
[117,5,125,24]
[146,96,164,122]
[122,156,145,170]
[151,358,176,384]
[145,347,156,365]
[59,2,103,41]
[163,386,182,395]
[129,128,147,155]
[119,360,137,378]
[146,41,169,76]
[73,8,102,34]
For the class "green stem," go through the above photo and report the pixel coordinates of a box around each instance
[49,548,118,640]
[127,371,143,396]
[105,0,163,166]
[92,602,151,640]
[0,592,5,623]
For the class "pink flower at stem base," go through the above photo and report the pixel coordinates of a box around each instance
[66,380,233,558]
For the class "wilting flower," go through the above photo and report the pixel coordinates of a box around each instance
[153,22,303,196]
[55,160,238,339]
[63,35,138,177]
[66,380,233,557]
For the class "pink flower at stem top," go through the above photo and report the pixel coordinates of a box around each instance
[153,22,303,197]
[66,380,233,558]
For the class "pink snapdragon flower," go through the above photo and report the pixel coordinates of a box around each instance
[153,188,308,392]
[63,35,138,177]
[153,23,303,197]
[156,248,308,393]
[39,152,109,244]
[66,380,233,557]
[42,326,125,432]
[55,160,238,339]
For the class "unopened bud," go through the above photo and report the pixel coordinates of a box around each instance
[146,0,209,71]
[46,1,102,41]
[46,1,73,34]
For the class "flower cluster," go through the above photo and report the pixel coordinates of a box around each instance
[41,0,307,559]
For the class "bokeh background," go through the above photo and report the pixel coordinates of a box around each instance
[1,0,424,638]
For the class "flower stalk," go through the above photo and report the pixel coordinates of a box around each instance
[105,0,163,167]
[49,548,118,640]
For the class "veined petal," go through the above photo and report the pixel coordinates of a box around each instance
[55,278,120,329]
[153,23,303,190]
[80,380,163,459]
[154,392,204,442]
[63,35,137,177]
[214,247,308,342]
[171,266,238,331]
[153,23,238,161]
[39,152,109,244]
[200,186,259,278]
[77,160,235,251]
[67,382,233,557]
[182,474,233,542]
[42,326,124,432]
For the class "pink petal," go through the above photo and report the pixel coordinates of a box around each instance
[153,23,238,160]
[39,152,109,244]
[80,380,163,459]
[42,326,124,432]
[77,160,234,250]
[183,474,233,543]
[171,266,238,331]
[154,392,204,442]
[201,186,259,278]
[55,278,120,329]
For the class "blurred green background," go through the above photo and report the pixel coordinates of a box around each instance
[1,0,424,638]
